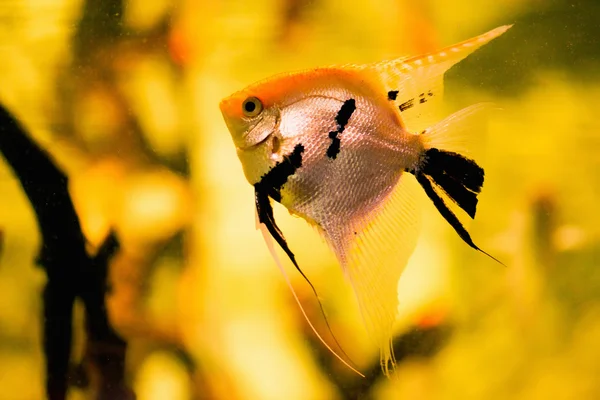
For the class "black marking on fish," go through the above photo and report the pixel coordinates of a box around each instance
[255,150,358,366]
[415,173,479,248]
[254,143,305,275]
[423,148,484,196]
[255,188,297,267]
[254,143,307,276]
[335,99,356,132]
[416,148,484,218]
[387,90,399,101]
[327,99,356,159]
[410,148,504,265]
[429,171,479,218]
[399,99,414,112]
[256,143,304,202]
[418,91,434,104]
[327,131,341,160]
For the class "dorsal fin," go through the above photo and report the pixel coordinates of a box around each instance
[368,25,512,133]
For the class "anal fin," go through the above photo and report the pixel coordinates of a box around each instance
[320,174,422,375]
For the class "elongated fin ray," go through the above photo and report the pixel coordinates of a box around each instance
[320,175,422,375]
[415,173,504,266]
[368,25,512,133]
[255,188,298,266]
[255,189,365,377]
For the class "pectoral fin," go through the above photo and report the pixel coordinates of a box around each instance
[254,187,364,377]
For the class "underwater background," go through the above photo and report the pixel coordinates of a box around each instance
[0,0,599,399]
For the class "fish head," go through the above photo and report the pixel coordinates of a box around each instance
[220,68,389,185]
[220,72,324,185]
[219,87,280,149]
[220,80,289,185]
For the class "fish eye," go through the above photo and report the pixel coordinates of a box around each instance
[242,96,263,117]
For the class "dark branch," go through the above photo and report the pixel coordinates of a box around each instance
[0,104,132,400]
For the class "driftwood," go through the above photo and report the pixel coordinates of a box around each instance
[0,104,132,400]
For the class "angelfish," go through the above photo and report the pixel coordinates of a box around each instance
[220,25,510,375]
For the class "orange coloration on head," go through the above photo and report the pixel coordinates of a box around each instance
[219,66,388,153]
[220,67,383,119]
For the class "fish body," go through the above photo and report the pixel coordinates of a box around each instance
[220,25,511,375]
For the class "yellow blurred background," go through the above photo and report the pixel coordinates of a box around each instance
[0,0,599,399]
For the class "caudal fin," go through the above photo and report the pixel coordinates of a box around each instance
[419,148,483,219]
[411,106,504,265]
